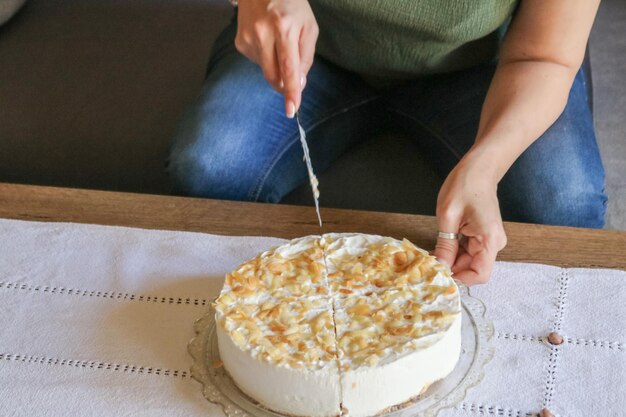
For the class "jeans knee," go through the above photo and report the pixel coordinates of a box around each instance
[504,179,607,229]
[547,188,605,228]
[168,143,209,197]
[168,140,249,201]
[169,127,292,203]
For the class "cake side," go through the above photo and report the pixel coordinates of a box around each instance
[216,311,341,417]
[339,313,462,417]
[214,233,462,417]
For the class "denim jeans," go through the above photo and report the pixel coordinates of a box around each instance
[169,19,607,228]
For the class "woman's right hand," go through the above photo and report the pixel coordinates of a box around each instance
[235,0,319,118]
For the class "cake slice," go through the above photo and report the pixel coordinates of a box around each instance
[214,236,341,417]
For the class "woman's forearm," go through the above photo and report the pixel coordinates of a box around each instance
[466,60,578,183]
[462,0,599,184]
[434,0,599,284]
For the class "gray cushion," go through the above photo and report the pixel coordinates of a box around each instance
[0,0,623,230]
[0,0,27,26]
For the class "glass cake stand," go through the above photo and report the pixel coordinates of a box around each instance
[188,284,494,417]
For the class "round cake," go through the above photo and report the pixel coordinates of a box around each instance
[214,233,462,417]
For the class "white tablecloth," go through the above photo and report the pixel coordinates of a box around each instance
[0,218,624,417]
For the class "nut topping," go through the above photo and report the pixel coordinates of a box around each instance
[216,235,460,370]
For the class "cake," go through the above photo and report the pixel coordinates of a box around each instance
[214,233,462,417]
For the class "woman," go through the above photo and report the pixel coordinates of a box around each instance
[168,0,606,285]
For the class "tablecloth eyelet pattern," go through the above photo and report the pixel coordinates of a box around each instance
[542,270,570,410]
[0,219,623,417]
[0,281,211,306]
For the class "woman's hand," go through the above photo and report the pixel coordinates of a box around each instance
[433,151,508,285]
[235,0,318,118]
[431,0,600,284]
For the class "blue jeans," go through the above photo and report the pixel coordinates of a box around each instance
[169,20,607,228]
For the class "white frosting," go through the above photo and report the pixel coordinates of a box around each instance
[340,314,462,416]
[272,235,322,259]
[215,234,462,417]
[217,322,341,417]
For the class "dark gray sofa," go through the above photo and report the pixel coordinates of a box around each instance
[0,0,624,229]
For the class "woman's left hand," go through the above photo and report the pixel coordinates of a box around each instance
[433,152,508,285]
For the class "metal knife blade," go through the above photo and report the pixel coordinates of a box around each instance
[295,111,322,227]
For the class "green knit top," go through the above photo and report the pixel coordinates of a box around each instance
[309,0,519,80]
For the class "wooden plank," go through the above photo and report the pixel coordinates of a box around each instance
[1,183,625,270]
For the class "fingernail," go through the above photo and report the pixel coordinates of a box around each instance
[300,74,306,88]
[279,79,284,89]
[286,101,295,119]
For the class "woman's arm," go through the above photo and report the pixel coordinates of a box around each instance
[472,0,600,180]
[434,0,601,284]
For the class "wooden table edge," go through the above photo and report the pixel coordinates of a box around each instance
[1,183,625,270]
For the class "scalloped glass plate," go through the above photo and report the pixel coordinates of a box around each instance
[188,284,494,417]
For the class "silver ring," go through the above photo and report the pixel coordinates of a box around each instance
[437,231,459,240]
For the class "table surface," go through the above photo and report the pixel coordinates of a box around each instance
[1,183,625,270]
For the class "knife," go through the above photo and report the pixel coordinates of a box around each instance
[295,111,322,227]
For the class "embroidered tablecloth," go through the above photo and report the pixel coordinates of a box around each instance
[0,219,624,417]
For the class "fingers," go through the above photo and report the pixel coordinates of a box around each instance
[299,22,318,78]
[433,211,461,269]
[260,40,282,91]
[453,227,506,284]
[451,245,472,273]
[433,158,508,285]
[235,0,318,117]
[454,244,498,285]
[235,20,283,92]
[276,21,302,118]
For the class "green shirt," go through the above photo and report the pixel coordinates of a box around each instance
[310,0,518,81]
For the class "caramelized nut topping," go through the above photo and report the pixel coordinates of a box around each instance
[215,235,460,370]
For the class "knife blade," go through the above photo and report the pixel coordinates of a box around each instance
[295,111,322,227]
